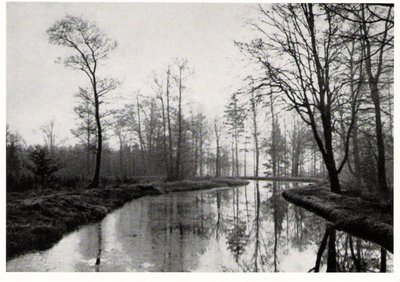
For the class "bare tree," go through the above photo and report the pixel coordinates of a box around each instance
[47,15,118,188]
[172,59,191,180]
[135,93,148,174]
[41,120,56,154]
[153,70,171,177]
[237,4,361,193]
[213,119,223,177]
[325,4,393,200]
[197,113,208,177]
[248,86,261,177]
[113,109,130,178]
[71,87,97,179]
[359,4,393,201]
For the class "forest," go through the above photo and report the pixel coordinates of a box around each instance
[6,3,394,273]
[7,4,393,198]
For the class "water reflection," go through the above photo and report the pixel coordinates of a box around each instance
[6,180,392,272]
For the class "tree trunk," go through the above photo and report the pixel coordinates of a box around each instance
[136,95,147,175]
[159,93,169,177]
[119,140,124,179]
[166,71,174,180]
[270,96,277,177]
[175,69,183,180]
[231,137,235,177]
[214,122,221,177]
[199,133,204,176]
[361,6,390,202]
[215,142,220,177]
[234,131,239,177]
[86,125,91,180]
[371,84,389,200]
[243,141,247,177]
[89,79,102,188]
[250,94,259,177]
[325,153,341,194]
[351,117,362,185]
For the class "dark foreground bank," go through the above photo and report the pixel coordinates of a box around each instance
[7,178,249,260]
[282,185,393,253]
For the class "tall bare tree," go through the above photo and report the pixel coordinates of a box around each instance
[172,59,190,180]
[247,86,261,177]
[359,4,393,201]
[213,119,223,177]
[325,4,393,200]
[237,4,361,193]
[47,15,118,188]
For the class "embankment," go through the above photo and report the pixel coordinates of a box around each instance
[282,185,393,253]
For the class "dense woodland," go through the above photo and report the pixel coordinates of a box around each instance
[7,4,393,203]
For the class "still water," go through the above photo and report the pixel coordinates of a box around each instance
[7,180,392,272]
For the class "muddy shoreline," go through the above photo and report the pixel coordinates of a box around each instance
[7,178,249,260]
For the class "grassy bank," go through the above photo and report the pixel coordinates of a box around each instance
[282,185,393,253]
[7,178,248,260]
[241,176,324,182]
[154,178,250,193]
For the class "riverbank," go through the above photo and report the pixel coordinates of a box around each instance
[7,178,249,260]
[155,178,250,193]
[241,176,324,182]
[282,185,393,253]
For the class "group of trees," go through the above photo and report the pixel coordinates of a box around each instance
[222,94,325,178]
[6,72,238,192]
[7,4,394,200]
[233,3,393,200]
[7,14,239,190]
[6,15,233,192]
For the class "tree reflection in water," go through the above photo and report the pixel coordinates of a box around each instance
[94,222,102,272]
[309,224,390,272]
[84,180,392,272]
[8,180,391,272]
[226,188,250,262]
[220,181,391,273]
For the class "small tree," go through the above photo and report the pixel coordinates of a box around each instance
[6,126,23,190]
[27,145,60,187]
[224,92,246,177]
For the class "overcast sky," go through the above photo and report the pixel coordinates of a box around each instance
[7,2,260,146]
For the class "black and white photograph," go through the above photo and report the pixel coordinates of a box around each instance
[3,0,398,278]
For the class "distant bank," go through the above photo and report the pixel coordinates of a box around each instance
[241,176,325,183]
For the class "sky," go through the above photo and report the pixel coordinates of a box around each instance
[7,2,260,146]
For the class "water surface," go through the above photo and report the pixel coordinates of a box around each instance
[7,180,392,272]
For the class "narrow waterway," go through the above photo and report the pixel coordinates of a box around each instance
[6,180,392,272]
